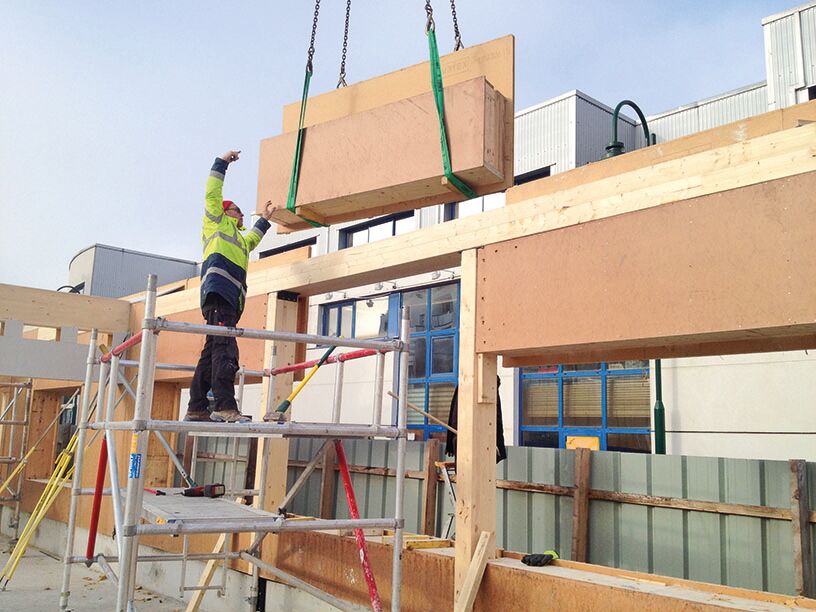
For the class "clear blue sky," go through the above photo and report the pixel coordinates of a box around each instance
[0,1,794,290]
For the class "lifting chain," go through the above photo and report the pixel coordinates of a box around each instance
[305,0,321,74]
[425,0,435,33]
[336,0,352,88]
[449,0,463,51]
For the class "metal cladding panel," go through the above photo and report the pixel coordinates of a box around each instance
[636,85,768,148]
[514,94,574,176]
[574,95,637,167]
[90,245,198,298]
[764,4,816,108]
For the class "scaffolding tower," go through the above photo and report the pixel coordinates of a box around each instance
[59,274,410,612]
[0,379,32,540]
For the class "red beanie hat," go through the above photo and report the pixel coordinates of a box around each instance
[222,200,234,212]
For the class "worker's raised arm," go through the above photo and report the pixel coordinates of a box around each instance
[243,201,282,252]
[205,150,240,220]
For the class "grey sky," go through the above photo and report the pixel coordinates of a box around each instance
[0,1,794,290]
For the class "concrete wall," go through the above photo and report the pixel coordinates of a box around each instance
[656,351,816,461]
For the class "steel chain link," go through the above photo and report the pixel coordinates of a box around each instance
[306,0,321,73]
[425,0,435,33]
[336,0,352,88]
[449,0,463,50]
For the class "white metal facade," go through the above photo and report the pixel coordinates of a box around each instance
[763,1,816,108]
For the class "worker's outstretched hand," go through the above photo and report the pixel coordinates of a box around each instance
[220,150,241,163]
[261,200,281,221]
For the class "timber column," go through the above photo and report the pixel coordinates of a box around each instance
[455,249,498,598]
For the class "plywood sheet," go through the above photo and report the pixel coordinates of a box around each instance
[477,172,816,362]
[259,77,506,232]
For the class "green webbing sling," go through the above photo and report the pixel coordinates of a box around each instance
[426,26,477,200]
[285,69,326,229]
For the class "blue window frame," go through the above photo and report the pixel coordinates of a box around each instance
[338,212,415,249]
[402,283,460,440]
[518,362,651,452]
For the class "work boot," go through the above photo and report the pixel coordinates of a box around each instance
[183,409,211,422]
[210,409,251,423]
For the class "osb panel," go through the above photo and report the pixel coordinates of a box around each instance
[477,172,816,361]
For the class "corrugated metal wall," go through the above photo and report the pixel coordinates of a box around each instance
[514,94,575,176]
[575,94,637,168]
[763,3,816,108]
[636,84,768,148]
[90,245,198,297]
[285,440,815,596]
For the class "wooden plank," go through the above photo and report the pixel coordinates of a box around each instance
[261,77,506,232]
[455,249,497,599]
[477,171,816,361]
[571,448,591,562]
[506,99,816,206]
[0,283,131,332]
[790,459,815,598]
[454,530,491,612]
[421,439,440,537]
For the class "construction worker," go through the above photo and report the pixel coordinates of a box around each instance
[184,150,278,423]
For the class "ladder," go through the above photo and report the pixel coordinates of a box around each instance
[436,461,457,539]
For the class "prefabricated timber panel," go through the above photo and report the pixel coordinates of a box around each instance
[477,172,816,363]
[259,77,506,232]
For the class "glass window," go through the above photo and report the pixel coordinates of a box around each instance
[431,336,455,374]
[607,374,650,428]
[354,297,389,339]
[395,215,415,235]
[327,307,338,336]
[430,285,456,330]
[522,431,559,448]
[408,383,426,425]
[340,304,353,338]
[368,221,392,243]
[562,363,601,372]
[458,198,484,218]
[607,433,651,453]
[563,377,602,427]
[428,382,455,421]
[409,337,426,378]
[522,379,558,426]
[404,290,427,332]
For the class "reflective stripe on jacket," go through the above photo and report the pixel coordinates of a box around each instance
[200,158,270,315]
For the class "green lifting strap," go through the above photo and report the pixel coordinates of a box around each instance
[426,27,477,200]
[285,69,326,228]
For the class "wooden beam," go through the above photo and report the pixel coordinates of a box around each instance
[454,530,491,612]
[571,448,591,562]
[260,77,506,232]
[0,283,130,332]
[421,439,440,537]
[477,172,816,360]
[790,459,814,598]
[454,249,497,599]
[506,99,816,206]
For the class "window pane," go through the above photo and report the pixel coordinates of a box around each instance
[350,229,368,247]
[355,297,389,339]
[326,307,338,336]
[607,433,651,453]
[408,383,426,425]
[368,221,392,243]
[340,304,353,338]
[482,192,505,211]
[430,285,456,330]
[395,215,415,235]
[431,336,455,374]
[458,197,483,218]
[522,431,559,448]
[522,365,558,374]
[607,374,650,428]
[404,290,427,332]
[428,382,455,421]
[563,377,601,427]
[563,363,601,372]
[409,337,426,379]
[607,360,649,371]
[522,379,558,426]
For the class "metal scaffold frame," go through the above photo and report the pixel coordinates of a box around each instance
[59,274,410,612]
[0,379,33,540]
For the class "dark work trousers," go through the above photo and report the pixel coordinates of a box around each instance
[188,293,241,413]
